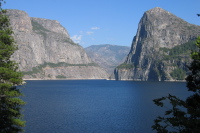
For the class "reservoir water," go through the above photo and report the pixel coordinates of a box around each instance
[21,80,190,133]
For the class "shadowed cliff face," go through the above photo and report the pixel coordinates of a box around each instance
[7,9,108,79]
[113,7,200,81]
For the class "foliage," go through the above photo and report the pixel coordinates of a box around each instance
[0,6,25,133]
[22,67,40,75]
[160,40,197,61]
[62,38,78,45]
[150,40,197,80]
[56,75,66,79]
[117,63,134,69]
[31,20,50,39]
[31,20,78,45]
[170,68,186,80]
[31,20,50,32]
[152,36,200,132]
[22,62,99,76]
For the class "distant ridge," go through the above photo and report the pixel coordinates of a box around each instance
[85,44,130,74]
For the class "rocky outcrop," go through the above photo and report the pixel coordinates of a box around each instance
[85,44,130,74]
[113,7,200,81]
[7,9,108,79]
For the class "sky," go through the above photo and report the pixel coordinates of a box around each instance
[3,0,200,48]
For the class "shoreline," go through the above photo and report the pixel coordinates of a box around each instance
[23,78,109,81]
[23,78,186,82]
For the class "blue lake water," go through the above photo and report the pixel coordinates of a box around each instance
[20,80,191,133]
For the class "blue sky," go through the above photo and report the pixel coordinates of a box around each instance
[3,0,200,48]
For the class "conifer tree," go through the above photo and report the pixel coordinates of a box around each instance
[152,37,200,132]
[0,0,26,132]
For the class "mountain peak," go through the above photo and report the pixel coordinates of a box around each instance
[147,7,169,14]
[114,7,200,81]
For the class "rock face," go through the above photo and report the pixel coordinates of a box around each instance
[7,9,108,79]
[113,7,200,81]
[85,44,130,74]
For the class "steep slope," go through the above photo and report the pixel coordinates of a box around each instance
[85,44,130,74]
[113,7,200,81]
[7,9,108,79]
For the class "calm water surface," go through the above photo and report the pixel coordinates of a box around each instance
[21,80,190,133]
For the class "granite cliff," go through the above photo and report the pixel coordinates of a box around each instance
[85,44,130,74]
[113,7,200,81]
[7,9,108,79]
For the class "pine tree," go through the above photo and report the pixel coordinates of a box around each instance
[152,37,200,132]
[0,1,26,132]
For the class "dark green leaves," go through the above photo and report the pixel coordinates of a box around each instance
[152,36,200,132]
[0,6,25,132]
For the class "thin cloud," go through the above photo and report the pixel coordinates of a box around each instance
[70,35,82,43]
[91,27,100,30]
[86,31,94,35]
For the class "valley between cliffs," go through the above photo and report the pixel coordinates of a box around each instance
[7,8,199,81]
